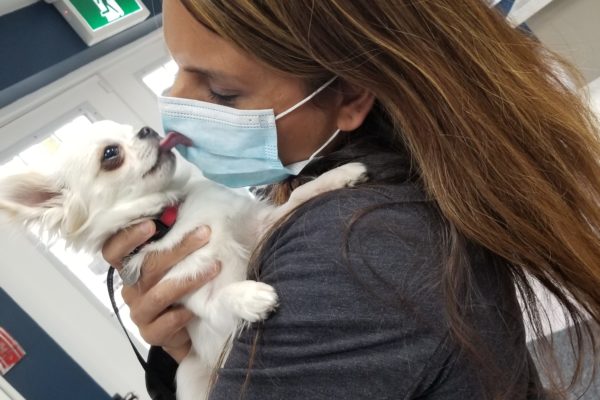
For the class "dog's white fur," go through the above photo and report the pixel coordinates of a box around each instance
[0,121,367,399]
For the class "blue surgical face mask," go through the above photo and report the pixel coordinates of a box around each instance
[158,76,339,188]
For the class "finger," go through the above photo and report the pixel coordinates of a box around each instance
[138,306,194,345]
[164,328,192,349]
[163,340,192,363]
[102,221,156,269]
[132,263,220,325]
[120,283,140,306]
[137,226,212,290]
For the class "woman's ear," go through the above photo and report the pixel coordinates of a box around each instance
[336,82,375,132]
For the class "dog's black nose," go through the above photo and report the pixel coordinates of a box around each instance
[137,127,159,140]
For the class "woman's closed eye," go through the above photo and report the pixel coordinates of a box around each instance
[208,89,239,106]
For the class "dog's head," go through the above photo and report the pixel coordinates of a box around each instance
[0,120,189,251]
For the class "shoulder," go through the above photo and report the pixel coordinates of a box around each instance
[290,181,433,221]
[261,182,446,294]
[266,181,443,255]
[258,182,450,331]
[258,180,523,345]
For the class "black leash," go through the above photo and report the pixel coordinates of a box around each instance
[105,215,174,370]
[107,264,177,400]
[107,265,150,371]
[106,208,179,400]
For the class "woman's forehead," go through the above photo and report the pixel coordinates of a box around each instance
[162,0,265,85]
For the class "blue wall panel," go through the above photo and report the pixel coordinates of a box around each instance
[0,2,86,91]
[0,288,110,399]
[0,0,163,108]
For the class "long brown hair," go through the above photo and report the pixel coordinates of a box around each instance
[181,0,600,398]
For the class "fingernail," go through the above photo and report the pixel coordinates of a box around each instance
[140,220,154,235]
[195,225,210,239]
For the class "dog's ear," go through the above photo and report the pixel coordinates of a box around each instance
[0,171,63,225]
[61,195,88,235]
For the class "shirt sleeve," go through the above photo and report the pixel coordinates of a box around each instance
[209,185,532,399]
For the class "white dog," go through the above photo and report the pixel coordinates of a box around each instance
[0,121,367,399]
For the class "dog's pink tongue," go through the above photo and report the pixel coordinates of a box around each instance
[159,132,193,151]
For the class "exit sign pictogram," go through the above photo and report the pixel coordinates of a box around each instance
[51,0,150,46]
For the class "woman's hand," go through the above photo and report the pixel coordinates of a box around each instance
[102,220,220,363]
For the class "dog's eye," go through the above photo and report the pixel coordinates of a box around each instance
[103,146,119,161]
[101,145,123,171]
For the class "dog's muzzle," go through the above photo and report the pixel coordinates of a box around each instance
[137,126,159,140]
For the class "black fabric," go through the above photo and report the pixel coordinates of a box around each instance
[145,346,178,400]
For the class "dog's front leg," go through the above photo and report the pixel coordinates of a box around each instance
[176,350,212,400]
[186,281,278,332]
[289,162,368,205]
[264,162,368,226]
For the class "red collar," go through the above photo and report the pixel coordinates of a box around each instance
[158,205,178,228]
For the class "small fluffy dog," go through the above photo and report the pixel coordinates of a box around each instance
[0,121,367,399]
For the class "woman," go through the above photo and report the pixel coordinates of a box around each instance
[102,0,600,399]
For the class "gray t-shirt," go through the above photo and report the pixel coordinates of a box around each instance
[210,183,543,399]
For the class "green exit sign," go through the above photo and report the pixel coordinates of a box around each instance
[53,0,150,46]
[70,0,143,31]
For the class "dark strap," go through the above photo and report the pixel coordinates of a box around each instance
[107,266,177,400]
[107,266,149,370]
[106,213,179,399]
[106,215,174,360]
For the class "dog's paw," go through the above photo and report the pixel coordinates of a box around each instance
[314,162,368,190]
[228,281,279,322]
[335,162,369,187]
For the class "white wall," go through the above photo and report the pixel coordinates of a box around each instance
[0,0,38,17]
[0,29,170,399]
[528,0,600,84]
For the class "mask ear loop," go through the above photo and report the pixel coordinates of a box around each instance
[284,128,342,175]
[275,76,338,121]
[309,128,341,160]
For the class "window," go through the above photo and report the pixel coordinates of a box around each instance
[141,59,178,96]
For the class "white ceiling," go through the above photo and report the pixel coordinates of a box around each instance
[0,0,39,17]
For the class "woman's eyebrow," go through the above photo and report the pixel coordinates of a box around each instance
[182,65,238,82]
